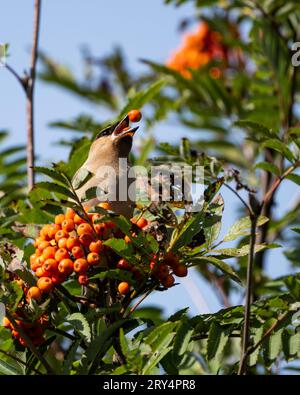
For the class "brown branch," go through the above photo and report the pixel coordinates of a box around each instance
[262,161,300,207]
[26,0,42,190]
[238,213,258,375]
[4,64,28,91]
[0,348,43,375]
[6,311,54,375]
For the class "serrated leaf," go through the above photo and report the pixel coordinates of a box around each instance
[249,326,264,366]
[261,139,294,162]
[193,256,241,284]
[34,182,75,200]
[0,359,24,375]
[235,120,274,138]
[206,322,229,374]
[63,340,80,374]
[223,215,269,242]
[34,166,66,184]
[172,321,193,363]
[67,313,91,343]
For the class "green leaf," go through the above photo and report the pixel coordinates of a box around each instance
[120,79,166,117]
[90,269,134,283]
[249,326,264,366]
[80,186,97,202]
[63,340,80,375]
[103,238,139,265]
[206,322,229,374]
[235,120,274,138]
[286,173,300,186]
[173,212,204,252]
[34,182,75,200]
[193,256,241,284]
[72,168,93,190]
[255,161,280,176]
[223,216,269,242]
[261,139,294,162]
[34,166,66,184]
[66,313,91,343]
[172,321,193,363]
[0,358,24,375]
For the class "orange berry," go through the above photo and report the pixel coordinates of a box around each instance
[55,229,69,242]
[55,248,69,262]
[72,246,85,259]
[173,265,188,277]
[51,274,66,285]
[37,240,50,251]
[48,224,61,239]
[35,267,47,278]
[40,225,51,240]
[128,109,142,123]
[161,275,175,288]
[77,223,93,236]
[136,218,148,229]
[165,251,180,268]
[124,235,131,244]
[12,330,20,339]
[27,286,42,301]
[74,258,89,273]
[55,214,65,226]
[58,237,68,249]
[65,208,75,220]
[43,246,57,260]
[118,282,130,295]
[87,252,100,266]
[156,264,169,279]
[58,259,74,276]
[43,258,58,274]
[30,254,37,265]
[78,274,89,285]
[34,236,43,248]
[62,219,75,232]
[74,214,86,225]
[92,213,102,224]
[3,317,11,329]
[117,259,132,271]
[149,261,157,271]
[89,240,103,254]
[66,236,80,250]
[79,233,94,247]
[37,277,53,293]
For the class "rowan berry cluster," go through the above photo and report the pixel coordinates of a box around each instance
[2,313,48,347]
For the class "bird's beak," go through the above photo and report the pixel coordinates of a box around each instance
[112,115,139,140]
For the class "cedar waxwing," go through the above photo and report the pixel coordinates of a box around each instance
[75,115,138,218]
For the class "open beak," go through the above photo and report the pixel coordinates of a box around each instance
[112,115,139,139]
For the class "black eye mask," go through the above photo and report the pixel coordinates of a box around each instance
[94,115,130,140]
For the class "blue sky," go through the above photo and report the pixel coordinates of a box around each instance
[0,0,298,318]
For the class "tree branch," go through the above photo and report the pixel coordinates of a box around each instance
[26,0,42,190]
[238,212,258,375]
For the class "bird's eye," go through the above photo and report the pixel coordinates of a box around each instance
[95,125,114,140]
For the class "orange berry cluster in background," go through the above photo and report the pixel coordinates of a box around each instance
[2,313,48,347]
[166,22,230,79]
[29,206,112,294]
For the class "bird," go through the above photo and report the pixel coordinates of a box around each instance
[75,115,139,219]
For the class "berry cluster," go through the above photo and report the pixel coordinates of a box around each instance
[2,313,48,347]
[29,205,113,296]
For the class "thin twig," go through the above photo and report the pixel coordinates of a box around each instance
[238,214,258,375]
[26,0,42,190]
[4,64,27,91]
[6,312,54,375]
[223,183,253,216]
[0,348,43,375]
[126,288,155,317]
[262,160,300,206]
